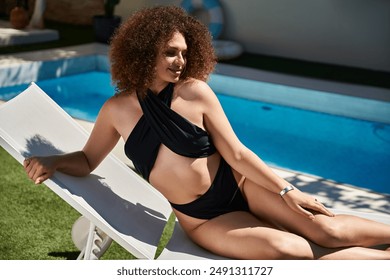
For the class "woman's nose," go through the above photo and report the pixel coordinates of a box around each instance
[176,53,185,66]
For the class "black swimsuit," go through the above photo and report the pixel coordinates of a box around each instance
[124,83,249,219]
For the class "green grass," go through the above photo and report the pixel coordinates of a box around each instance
[0,146,173,260]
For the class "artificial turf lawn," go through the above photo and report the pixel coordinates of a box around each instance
[0,146,174,260]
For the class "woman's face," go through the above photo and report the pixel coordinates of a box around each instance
[153,32,187,91]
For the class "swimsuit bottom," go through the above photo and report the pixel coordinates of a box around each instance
[169,158,250,219]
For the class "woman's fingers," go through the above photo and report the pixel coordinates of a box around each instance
[23,157,52,184]
[23,157,34,174]
[23,158,30,169]
[35,173,50,184]
[295,205,316,220]
[24,157,37,179]
[301,198,335,219]
[284,190,335,220]
[313,199,335,217]
[284,195,316,220]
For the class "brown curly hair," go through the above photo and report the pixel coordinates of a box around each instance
[109,5,217,96]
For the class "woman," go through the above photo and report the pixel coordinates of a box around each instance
[23,6,390,259]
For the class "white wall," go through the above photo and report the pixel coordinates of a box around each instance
[117,0,390,72]
[117,0,181,16]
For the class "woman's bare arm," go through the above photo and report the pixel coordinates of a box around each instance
[196,80,333,219]
[196,81,287,191]
[24,97,121,184]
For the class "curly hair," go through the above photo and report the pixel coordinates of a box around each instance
[109,5,217,96]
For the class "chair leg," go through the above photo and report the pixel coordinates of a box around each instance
[72,216,113,260]
[84,221,97,260]
[76,247,86,260]
[93,227,113,259]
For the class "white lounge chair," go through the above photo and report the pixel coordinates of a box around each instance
[0,83,389,260]
[0,82,226,260]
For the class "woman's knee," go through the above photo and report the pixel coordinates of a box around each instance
[312,218,346,248]
[267,235,314,260]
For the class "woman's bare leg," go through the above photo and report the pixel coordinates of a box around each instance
[242,179,390,248]
[187,211,390,259]
[189,211,314,259]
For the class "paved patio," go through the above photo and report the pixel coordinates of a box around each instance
[0,20,59,46]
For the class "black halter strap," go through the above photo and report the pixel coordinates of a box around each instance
[138,83,216,158]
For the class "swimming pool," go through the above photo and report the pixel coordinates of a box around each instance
[1,69,389,195]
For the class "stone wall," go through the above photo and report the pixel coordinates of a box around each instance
[45,0,104,25]
[1,0,105,25]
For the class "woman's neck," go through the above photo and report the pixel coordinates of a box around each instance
[149,81,170,95]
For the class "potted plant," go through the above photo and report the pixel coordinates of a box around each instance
[93,0,121,43]
[10,0,29,29]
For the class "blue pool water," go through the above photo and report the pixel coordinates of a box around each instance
[1,71,389,194]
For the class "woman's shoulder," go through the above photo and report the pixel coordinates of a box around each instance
[176,78,214,101]
[105,91,137,108]
[100,91,139,117]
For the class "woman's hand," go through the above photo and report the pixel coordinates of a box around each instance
[23,156,58,184]
[281,187,334,220]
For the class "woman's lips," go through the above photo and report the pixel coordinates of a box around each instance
[169,68,182,75]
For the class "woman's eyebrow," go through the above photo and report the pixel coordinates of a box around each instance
[166,45,187,51]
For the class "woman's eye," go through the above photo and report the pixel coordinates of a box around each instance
[165,51,176,57]
[164,50,187,59]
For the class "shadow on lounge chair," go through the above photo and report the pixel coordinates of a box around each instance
[0,83,227,260]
